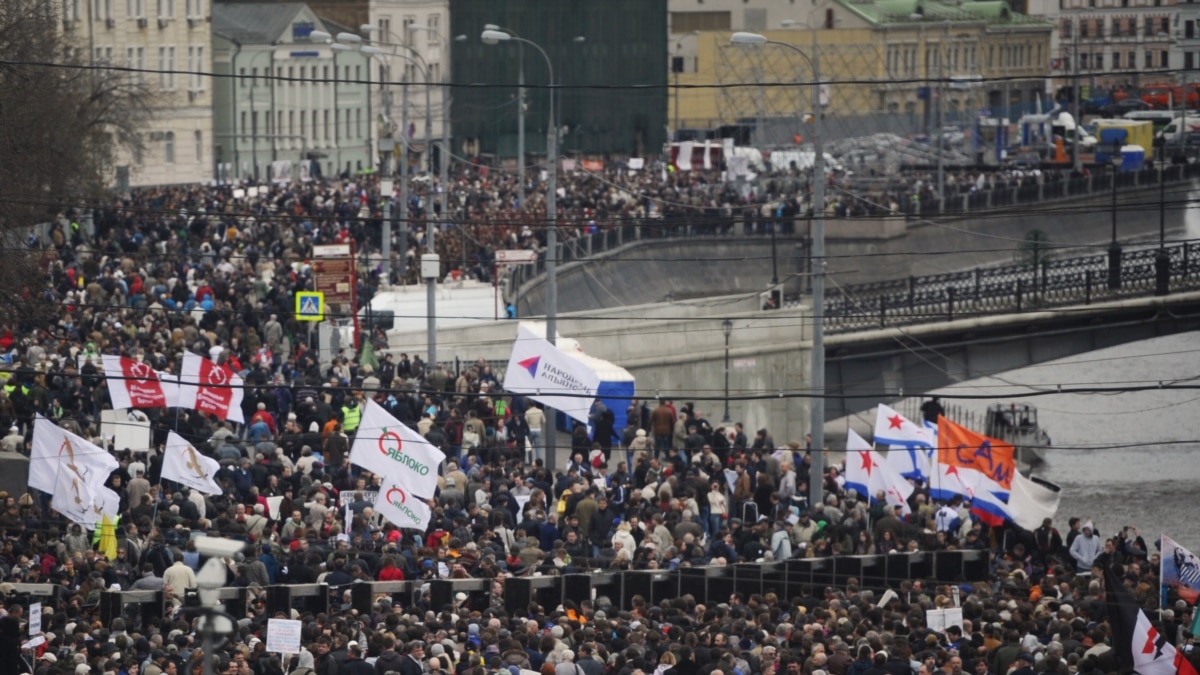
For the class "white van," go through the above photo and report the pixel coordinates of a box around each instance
[1156,116,1200,145]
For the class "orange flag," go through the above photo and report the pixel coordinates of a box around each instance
[936,416,1016,490]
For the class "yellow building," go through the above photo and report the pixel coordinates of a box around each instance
[670,0,1053,144]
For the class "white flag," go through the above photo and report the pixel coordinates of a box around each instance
[31,415,118,494]
[374,482,434,532]
[162,431,223,495]
[51,467,99,526]
[349,399,445,498]
[844,430,914,515]
[874,404,935,481]
[502,325,601,424]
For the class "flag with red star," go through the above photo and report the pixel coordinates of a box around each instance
[843,430,914,514]
[874,404,935,480]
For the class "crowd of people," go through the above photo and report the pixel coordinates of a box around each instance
[0,163,1191,675]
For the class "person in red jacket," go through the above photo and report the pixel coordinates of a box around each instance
[377,555,405,581]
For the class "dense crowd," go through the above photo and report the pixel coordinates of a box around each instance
[0,164,1192,675]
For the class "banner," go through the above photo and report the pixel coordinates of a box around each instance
[50,468,117,527]
[374,481,434,531]
[937,416,1016,491]
[178,351,245,423]
[875,403,935,480]
[30,414,118,494]
[349,399,445,498]
[1162,535,1200,605]
[100,355,179,410]
[162,431,223,495]
[502,326,601,424]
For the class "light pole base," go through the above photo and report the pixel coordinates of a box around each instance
[1107,242,1123,290]
[1155,248,1171,296]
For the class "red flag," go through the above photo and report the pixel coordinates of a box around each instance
[101,355,178,410]
[178,351,245,423]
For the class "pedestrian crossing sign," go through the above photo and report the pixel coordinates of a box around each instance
[295,291,325,322]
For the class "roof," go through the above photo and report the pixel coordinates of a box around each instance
[212,3,314,45]
[837,0,1051,27]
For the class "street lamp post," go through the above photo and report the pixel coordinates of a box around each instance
[722,319,733,423]
[732,26,826,507]
[483,28,560,468]
[485,24,525,185]
[1155,156,1170,296]
[1108,143,1123,290]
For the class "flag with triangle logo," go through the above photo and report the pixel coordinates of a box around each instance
[502,325,600,424]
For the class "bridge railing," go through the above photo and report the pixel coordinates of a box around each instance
[818,240,1200,333]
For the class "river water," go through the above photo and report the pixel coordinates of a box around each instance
[908,330,1200,551]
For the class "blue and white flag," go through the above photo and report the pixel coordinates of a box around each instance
[875,404,935,480]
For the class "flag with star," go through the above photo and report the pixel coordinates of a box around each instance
[843,430,914,514]
[1106,563,1200,675]
[875,404,936,481]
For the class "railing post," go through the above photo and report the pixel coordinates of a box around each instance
[617,226,623,247]
[1016,279,1023,312]
[1085,270,1092,305]
[974,268,982,301]
[908,276,916,309]
[947,286,955,321]
[585,234,593,257]
[1185,242,1191,277]
[879,295,886,328]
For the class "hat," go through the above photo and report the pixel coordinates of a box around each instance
[455,592,468,602]
[1016,654,1036,664]
[635,429,646,437]
[41,654,57,664]
[76,665,91,675]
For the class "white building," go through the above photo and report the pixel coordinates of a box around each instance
[211,3,373,181]
[62,0,214,187]
[366,0,450,176]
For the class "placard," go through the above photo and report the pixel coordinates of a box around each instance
[28,602,41,636]
[266,618,302,654]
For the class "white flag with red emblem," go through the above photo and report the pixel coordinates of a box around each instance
[1106,564,1200,675]
[349,399,444,498]
[177,351,245,423]
[373,480,434,531]
[101,355,179,410]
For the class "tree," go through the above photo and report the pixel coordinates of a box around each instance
[1015,229,1054,269]
[0,0,154,325]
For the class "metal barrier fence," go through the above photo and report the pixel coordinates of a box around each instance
[509,164,1199,298]
[89,550,989,631]
[817,238,1200,333]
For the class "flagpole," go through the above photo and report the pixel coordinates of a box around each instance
[1160,533,1167,618]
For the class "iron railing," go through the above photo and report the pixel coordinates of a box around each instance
[816,241,1200,333]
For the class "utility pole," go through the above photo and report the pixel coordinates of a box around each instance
[399,80,409,281]
[518,49,526,191]
[1072,28,1081,172]
[544,79,559,471]
[808,28,827,510]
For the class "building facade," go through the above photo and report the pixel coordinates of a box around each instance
[366,0,450,176]
[669,0,1053,143]
[62,0,214,186]
[212,3,372,182]
[449,0,668,159]
[1052,0,1175,90]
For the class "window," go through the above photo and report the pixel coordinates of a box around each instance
[288,110,294,135]
[356,108,362,138]
[670,11,732,32]
[1095,52,1104,69]
[1080,53,1090,69]
[355,65,361,81]
[1081,20,1090,37]
[194,130,202,162]
[94,46,113,63]
[1187,52,1195,69]
[1145,17,1155,36]
[1189,20,1197,38]
[91,0,112,20]
[63,0,81,20]
[378,18,390,41]
[277,111,283,136]
[134,138,144,165]
[427,14,439,43]
[186,0,201,16]
[188,45,204,90]
[1062,19,1072,37]
[164,131,175,163]
[239,67,246,88]
[401,15,415,44]
[334,110,339,141]
[241,111,247,140]
[127,0,144,17]
[299,110,306,136]
[159,45,175,89]
[127,46,145,82]
[1162,17,1171,34]
[1112,18,1122,36]
[1162,49,1169,66]
[429,62,439,82]
[1146,49,1153,67]
[311,110,318,139]
[157,0,172,18]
